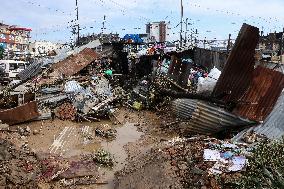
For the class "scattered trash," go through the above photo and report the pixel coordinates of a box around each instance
[0,22,284,189]
[197,67,221,95]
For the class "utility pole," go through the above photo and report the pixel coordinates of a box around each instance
[190,33,193,46]
[184,18,188,48]
[180,0,183,49]
[102,15,106,34]
[76,0,80,46]
[280,28,284,63]
[227,33,231,54]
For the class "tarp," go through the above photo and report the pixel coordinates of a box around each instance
[123,34,143,43]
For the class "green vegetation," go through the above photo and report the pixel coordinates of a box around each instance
[233,139,284,189]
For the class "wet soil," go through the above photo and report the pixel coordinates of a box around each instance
[5,107,184,189]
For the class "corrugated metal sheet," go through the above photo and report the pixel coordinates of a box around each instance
[233,92,284,141]
[256,92,284,139]
[194,47,227,71]
[233,66,284,121]
[172,98,255,134]
[212,24,259,103]
[0,101,40,125]
[18,61,42,81]
[51,48,99,77]
[53,40,101,64]
[38,94,68,104]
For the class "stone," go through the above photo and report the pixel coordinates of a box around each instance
[33,130,39,135]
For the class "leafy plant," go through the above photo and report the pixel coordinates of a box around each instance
[232,139,284,189]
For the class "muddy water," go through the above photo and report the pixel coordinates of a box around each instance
[97,123,143,189]
[22,119,143,188]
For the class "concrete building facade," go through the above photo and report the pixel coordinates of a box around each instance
[0,23,31,59]
[146,21,167,42]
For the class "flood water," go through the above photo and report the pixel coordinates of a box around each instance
[23,119,143,189]
[98,123,143,189]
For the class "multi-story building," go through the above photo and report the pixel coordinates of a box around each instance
[0,22,32,60]
[146,21,167,42]
[258,31,284,62]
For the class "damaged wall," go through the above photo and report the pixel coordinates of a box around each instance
[194,48,227,71]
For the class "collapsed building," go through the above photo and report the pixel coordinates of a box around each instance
[0,23,284,188]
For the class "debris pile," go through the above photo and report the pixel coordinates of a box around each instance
[1,23,284,189]
[161,136,249,188]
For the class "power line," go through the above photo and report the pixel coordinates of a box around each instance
[18,0,73,16]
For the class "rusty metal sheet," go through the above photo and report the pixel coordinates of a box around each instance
[233,66,284,121]
[51,48,99,77]
[172,98,255,134]
[0,101,40,125]
[212,24,259,103]
[233,92,284,141]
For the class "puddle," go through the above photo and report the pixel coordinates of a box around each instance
[25,119,143,188]
[97,123,143,189]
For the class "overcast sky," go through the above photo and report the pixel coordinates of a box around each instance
[1,0,284,43]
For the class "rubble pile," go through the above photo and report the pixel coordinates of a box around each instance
[55,102,77,121]
[162,136,248,189]
[0,23,284,189]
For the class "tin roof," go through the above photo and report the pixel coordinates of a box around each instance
[0,101,40,125]
[172,98,255,134]
[51,48,99,77]
[212,24,259,103]
[18,61,42,81]
[233,66,284,121]
[232,92,284,141]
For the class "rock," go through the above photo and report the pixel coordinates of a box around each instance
[33,130,39,135]
[0,123,9,130]
[26,126,31,133]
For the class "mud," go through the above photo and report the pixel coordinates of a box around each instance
[0,107,188,189]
